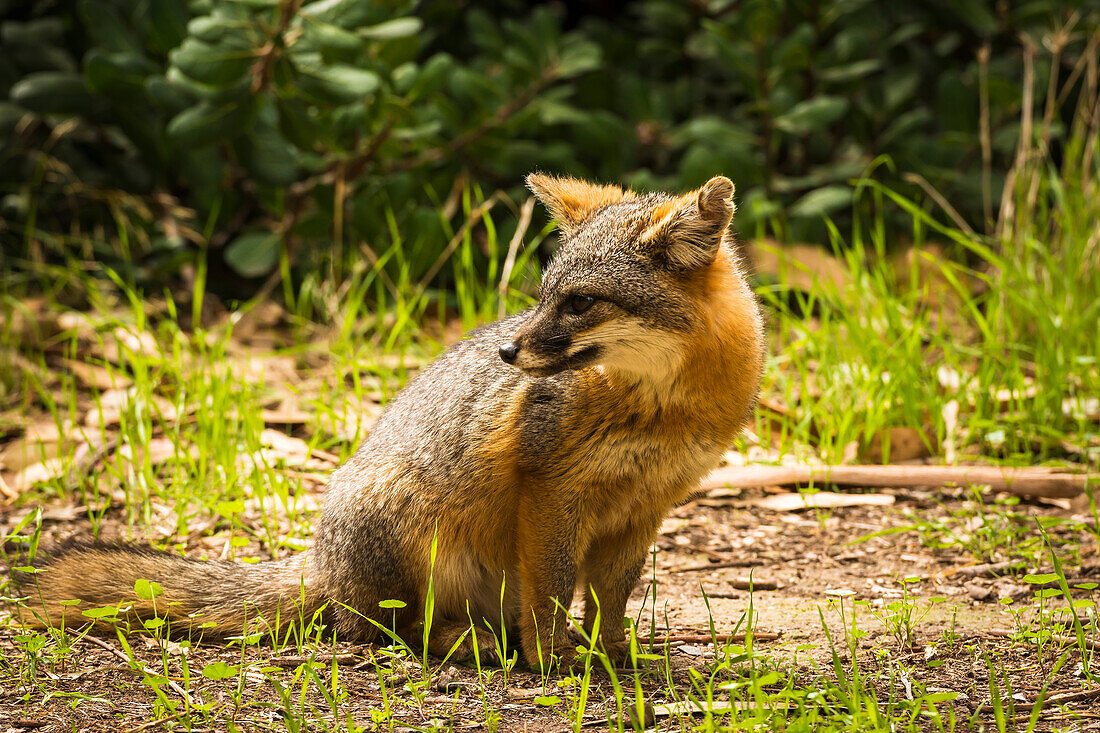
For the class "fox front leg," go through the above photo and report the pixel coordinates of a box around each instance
[581,518,657,662]
[516,500,579,672]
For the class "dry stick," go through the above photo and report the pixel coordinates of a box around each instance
[1025,23,1069,213]
[385,66,559,175]
[0,472,17,501]
[1008,687,1100,724]
[498,196,536,318]
[268,653,360,667]
[81,635,193,706]
[358,241,402,304]
[657,631,782,645]
[700,464,1092,499]
[902,172,977,236]
[996,37,1036,240]
[415,193,504,294]
[987,628,1100,653]
[978,43,993,227]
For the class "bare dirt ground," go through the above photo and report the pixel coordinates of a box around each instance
[3,484,1098,732]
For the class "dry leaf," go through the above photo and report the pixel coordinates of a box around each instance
[85,388,177,427]
[262,402,313,425]
[55,310,97,339]
[99,326,160,364]
[116,438,197,467]
[0,473,17,500]
[64,358,132,390]
[232,354,299,386]
[12,458,67,492]
[0,433,64,473]
[260,429,311,463]
[750,492,895,511]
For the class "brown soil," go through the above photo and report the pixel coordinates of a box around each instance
[3,487,1098,732]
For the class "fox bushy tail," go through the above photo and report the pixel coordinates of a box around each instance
[13,539,322,638]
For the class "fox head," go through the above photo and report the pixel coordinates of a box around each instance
[499,173,740,380]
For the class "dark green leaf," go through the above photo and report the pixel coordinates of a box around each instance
[224,230,281,277]
[244,110,299,185]
[170,38,254,87]
[144,76,193,113]
[775,96,849,135]
[0,101,27,135]
[10,72,94,115]
[84,51,157,96]
[301,0,379,30]
[166,99,252,147]
[297,61,381,105]
[188,15,248,44]
[304,18,364,51]
[144,0,190,52]
[557,40,601,77]
[789,185,852,218]
[818,59,881,83]
[77,0,143,54]
[275,96,318,149]
[356,17,422,41]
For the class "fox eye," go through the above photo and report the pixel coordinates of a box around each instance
[562,294,595,315]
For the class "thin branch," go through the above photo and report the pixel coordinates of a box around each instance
[700,464,1092,499]
[655,631,782,645]
[996,37,1036,240]
[384,66,560,175]
[498,196,535,318]
[414,193,504,294]
[901,172,977,236]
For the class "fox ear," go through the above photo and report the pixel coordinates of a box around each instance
[643,176,735,271]
[526,173,631,236]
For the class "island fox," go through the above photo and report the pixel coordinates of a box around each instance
[15,173,765,669]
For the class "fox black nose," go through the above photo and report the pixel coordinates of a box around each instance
[499,342,519,363]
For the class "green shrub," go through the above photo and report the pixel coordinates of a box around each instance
[0,0,1093,293]
[0,0,599,288]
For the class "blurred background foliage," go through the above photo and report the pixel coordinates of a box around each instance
[0,0,1093,300]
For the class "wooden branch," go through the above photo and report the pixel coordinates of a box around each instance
[269,653,360,667]
[498,196,535,318]
[701,464,1092,499]
[414,193,503,293]
[384,66,559,175]
[657,631,782,645]
[988,628,1100,652]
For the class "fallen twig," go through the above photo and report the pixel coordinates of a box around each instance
[988,628,1100,652]
[657,631,782,645]
[702,464,1092,499]
[941,560,1027,579]
[729,578,779,591]
[498,196,536,318]
[677,559,759,573]
[1008,686,1100,723]
[268,653,360,667]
